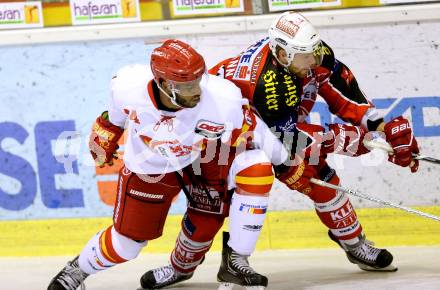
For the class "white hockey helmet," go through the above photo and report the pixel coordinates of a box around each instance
[268,11,323,67]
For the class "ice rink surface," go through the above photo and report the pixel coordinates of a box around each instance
[2,246,439,290]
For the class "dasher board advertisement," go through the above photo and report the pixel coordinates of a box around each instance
[70,0,141,25]
[0,1,43,29]
[268,0,341,12]
[173,0,244,16]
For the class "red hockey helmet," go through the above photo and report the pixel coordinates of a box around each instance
[151,39,206,83]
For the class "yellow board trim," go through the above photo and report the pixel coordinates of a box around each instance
[1,206,440,257]
[235,175,275,185]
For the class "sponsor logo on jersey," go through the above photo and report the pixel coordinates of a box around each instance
[234,65,250,80]
[195,120,225,139]
[302,78,317,101]
[250,52,263,85]
[239,38,267,65]
[262,70,280,110]
[225,58,239,78]
[322,44,332,56]
[234,38,268,81]
[283,74,299,107]
[168,142,193,157]
[260,66,300,113]
[141,137,193,157]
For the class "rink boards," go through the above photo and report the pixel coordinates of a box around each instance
[1,206,440,256]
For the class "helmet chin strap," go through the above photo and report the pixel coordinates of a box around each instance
[155,80,184,108]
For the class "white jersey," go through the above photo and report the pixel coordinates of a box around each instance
[108,64,253,174]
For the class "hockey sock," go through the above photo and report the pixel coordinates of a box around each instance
[78,225,147,274]
[314,189,363,243]
[170,230,212,273]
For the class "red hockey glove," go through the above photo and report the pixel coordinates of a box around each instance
[89,112,124,167]
[275,159,317,194]
[322,123,370,157]
[384,116,419,172]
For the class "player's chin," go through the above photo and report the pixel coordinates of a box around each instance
[184,98,200,108]
[298,70,309,78]
[190,96,201,105]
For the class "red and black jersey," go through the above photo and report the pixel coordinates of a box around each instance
[209,37,380,134]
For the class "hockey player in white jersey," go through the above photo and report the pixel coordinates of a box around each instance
[47,40,291,290]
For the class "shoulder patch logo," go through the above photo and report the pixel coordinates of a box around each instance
[195,120,225,139]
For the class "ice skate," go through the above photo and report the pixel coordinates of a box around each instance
[47,256,88,290]
[139,264,193,289]
[217,232,268,290]
[329,230,397,272]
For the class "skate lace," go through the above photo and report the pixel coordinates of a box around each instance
[231,252,255,275]
[350,242,381,263]
[152,265,177,284]
[57,261,88,290]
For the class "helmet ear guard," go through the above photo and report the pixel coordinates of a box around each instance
[268,11,323,67]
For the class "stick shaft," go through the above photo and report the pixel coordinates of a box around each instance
[363,140,440,165]
[310,178,440,222]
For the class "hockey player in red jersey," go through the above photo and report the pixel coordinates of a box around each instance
[47,39,292,290]
[208,11,420,272]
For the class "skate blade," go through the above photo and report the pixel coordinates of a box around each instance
[357,263,398,272]
[218,282,234,290]
[218,282,265,290]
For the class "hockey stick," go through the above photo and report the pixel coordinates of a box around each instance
[310,178,440,222]
[363,139,440,165]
